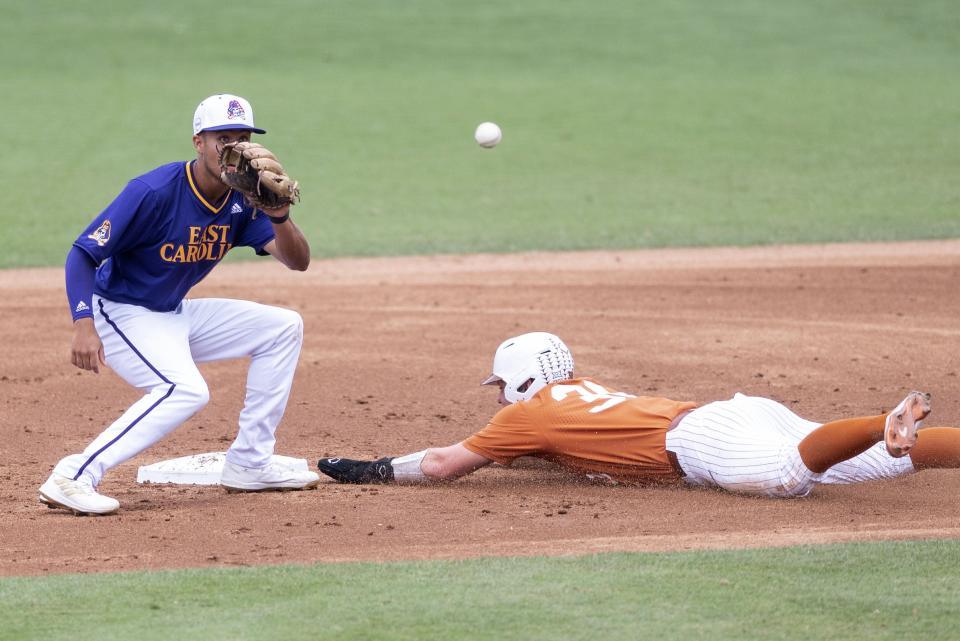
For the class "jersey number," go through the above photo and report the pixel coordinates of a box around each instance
[551,381,636,413]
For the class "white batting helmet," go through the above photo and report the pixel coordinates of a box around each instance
[481,332,575,403]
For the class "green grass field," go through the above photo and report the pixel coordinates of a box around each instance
[1,0,958,268]
[4,2,959,639]
[3,541,959,641]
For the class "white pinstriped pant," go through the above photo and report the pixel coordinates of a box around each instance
[665,393,915,497]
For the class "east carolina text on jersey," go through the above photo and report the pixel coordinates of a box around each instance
[160,225,233,262]
[73,162,275,312]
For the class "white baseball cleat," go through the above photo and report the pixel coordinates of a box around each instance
[39,473,120,516]
[884,391,931,458]
[220,460,320,492]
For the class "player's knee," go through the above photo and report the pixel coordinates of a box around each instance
[173,377,210,411]
[290,310,303,339]
[277,309,303,344]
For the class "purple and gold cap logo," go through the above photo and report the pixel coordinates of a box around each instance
[226,99,246,120]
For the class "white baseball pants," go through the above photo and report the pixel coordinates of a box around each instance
[665,393,915,497]
[54,296,303,486]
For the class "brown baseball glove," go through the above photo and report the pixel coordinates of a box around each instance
[218,142,300,210]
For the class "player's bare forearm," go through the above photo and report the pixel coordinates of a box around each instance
[271,220,310,270]
[420,443,492,480]
[263,208,310,271]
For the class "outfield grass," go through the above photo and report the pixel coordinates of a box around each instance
[3,541,958,641]
[2,0,958,268]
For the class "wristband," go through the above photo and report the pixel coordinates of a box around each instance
[268,212,290,224]
[392,450,429,483]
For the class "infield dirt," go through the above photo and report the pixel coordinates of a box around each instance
[4,242,960,576]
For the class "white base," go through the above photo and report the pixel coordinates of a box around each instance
[136,452,309,485]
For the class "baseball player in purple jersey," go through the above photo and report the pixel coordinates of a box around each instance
[39,94,320,515]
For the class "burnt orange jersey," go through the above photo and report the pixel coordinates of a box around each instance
[462,378,698,483]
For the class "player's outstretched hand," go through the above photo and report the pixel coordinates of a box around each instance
[71,318,105,373]
[317,457,395,484]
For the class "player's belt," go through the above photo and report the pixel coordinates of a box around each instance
[667,450,687,476]
[665,450,686,477]
[665,410,692,478]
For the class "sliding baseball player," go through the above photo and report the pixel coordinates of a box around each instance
[319,332,960,496]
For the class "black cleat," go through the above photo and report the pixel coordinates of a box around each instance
[317,457,395,484]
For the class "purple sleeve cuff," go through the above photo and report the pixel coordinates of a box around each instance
[65,246,98,321]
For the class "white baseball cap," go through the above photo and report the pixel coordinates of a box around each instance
[192,93,266,135]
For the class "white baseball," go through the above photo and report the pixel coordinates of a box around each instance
[474,122,502,148]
